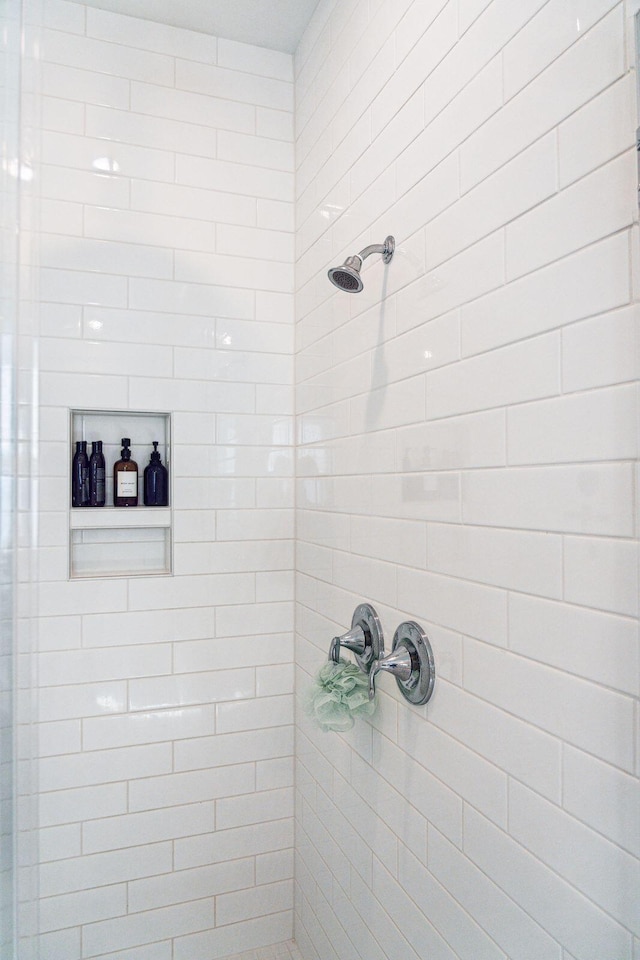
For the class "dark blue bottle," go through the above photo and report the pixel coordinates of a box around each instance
[71,440,89,507]
[143,442,168,506]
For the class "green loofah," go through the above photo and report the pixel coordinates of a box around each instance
[305,658,376,732]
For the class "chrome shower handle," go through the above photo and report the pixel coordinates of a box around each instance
[327,603,384,671]
[368,647,413,700]
[329,625,366,663]
[369,621,436,706]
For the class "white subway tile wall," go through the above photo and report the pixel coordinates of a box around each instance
[33,2,294,957]
[295,5,639,960]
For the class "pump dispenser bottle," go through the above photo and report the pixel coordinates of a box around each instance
[71,440,89,507]
[89,440,106,507]
[143,441,169,506]
[113,438,138,507]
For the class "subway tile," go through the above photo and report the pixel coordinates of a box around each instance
[173,634,291,675]
[41,61,129,109]
[39,883,127,934]
[428,826,563,960]
[128,763,255,812]
[428,682,561,802]
[509,781,640,935]
[40,0,85,34]
[127,572,255,611]
[558,74,635,188]
[396,232,505,333]
[131,81,255,133]
[37,681,126,721]
[86,7,218,62]
[129,669,255,712]
[507,384,637,465]
[41,95,84,134]
[427,133,557,270]
[461,233,630,357]
[81,607,215,647]
[39,743,171,792]
[563,535,638,617]
[173,913,292,960]
[85,206,216,255]
[395,848,504,960]
[41,164,130,208]
[39,823,81,863]
[562,304,639,393]
[464,807,633,957]
[503,0,619,99]
[176,59,293,111]
[463,639,635,771]
[174,726,293,774]
[87,103,218,159]
[39,842,172,897]
[128,277,254,320]
[82,705,216,751]
[42,129,176,183]
[427,332,560,420]
[40,268,128,308]
[460,6,625,191]
[42,26,175,84]
[506,150,635,281]
[174,819,293,871]
[398,566,507,645]
[131,179,256,227]
[428,523,563,598]
[462,463,635,536]
[218,39,293,82]
[217,223,294,263]
[39,782,127,827]
[216,694,293,734]
[129,857,254,913]
[509,592,638,696]
[398,709,508,827]
[218,131,293,172]
[217,787,294,830]
[83,802,215,854]
[83,899,215,957]
[39,644,171,687]
[176,154,294,203]
[563,746,640,858]
[216,879,293,927]
[396,409,506,470]
[257,108,295,143]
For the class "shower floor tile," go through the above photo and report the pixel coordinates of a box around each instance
[224,940,302,960]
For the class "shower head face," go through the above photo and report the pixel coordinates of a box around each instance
[328,255,363,293]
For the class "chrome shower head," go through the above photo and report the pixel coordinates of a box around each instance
[328,235,395,293]
[328,255,363,292]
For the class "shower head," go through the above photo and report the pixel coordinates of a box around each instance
[328,255,363,292]
[328,235,395,293]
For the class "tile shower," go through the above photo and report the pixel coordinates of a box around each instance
[4,0,639,958]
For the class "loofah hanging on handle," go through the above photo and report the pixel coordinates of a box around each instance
[305,658,376,732]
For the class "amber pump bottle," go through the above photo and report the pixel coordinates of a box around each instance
[113,438,138,507]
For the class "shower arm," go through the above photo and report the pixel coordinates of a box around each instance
[357,237,395,264]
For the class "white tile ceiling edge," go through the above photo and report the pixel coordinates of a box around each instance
[79,0,321,54]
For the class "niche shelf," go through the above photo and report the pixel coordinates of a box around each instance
[69,408,172,579]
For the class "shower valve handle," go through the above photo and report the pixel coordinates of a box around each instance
[329,625,366,663]
[368,647,413,700]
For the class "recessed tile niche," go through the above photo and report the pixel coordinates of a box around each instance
[69,409,172,579]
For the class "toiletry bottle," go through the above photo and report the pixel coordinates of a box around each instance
[113,438,138,507]
[71,440,89,507]
[89,440,106,507]
[143,441,169,507]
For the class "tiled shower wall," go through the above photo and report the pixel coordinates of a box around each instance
[294,1,640,959]
[30,3,295,957]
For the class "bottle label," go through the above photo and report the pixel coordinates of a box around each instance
[117,473,137,498]
[81,466,89,503]
[96,468,105,500]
